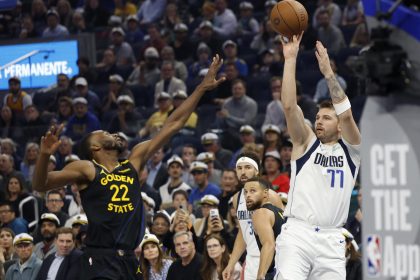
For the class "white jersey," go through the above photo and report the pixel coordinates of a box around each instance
[237,189,260,279]
[285,136,360,227]
[159,181,191,205]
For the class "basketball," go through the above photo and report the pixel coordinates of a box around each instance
[270,0,308,38]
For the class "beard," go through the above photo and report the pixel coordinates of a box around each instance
[102,139,125,154]
[246,199,262,211]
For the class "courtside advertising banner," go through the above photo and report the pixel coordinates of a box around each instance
[0,40,78,89]
[361,96,420,280]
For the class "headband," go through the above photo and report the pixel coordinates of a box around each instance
[236,157,259,171]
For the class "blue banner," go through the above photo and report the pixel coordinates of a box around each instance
[0,0,17,10]
[0,40,79,90]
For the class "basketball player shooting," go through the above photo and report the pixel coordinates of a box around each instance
[32,55,225,280]
[274,35,361,280]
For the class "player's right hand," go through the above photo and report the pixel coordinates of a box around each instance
[40,124,64,155]
[222,264,233,280]
[281,31,303,60]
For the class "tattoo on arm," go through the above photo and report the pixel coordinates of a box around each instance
[326,75,347,103]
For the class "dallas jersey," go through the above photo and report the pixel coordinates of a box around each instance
[285,136,360,227]
[237,189,260,279]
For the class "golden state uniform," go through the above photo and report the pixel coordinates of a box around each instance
[80,159,145,280]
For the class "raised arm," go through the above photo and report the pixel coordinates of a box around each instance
[252,208,275,280]
[281,34,314,148]
[129,55,226,171]
[315,41,361,145]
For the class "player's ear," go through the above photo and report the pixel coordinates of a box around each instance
[91,143,100,152]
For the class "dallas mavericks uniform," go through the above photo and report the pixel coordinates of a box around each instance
[237,189,260,280]
[276,136,360,280]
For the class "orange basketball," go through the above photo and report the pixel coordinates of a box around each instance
[270,0,308,38]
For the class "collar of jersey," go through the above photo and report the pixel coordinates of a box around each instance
[92,159,121,173]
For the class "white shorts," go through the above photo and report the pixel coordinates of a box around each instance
[244,254,260,280]
[275,218,346,280]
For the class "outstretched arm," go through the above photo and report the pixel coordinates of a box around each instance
[315,41,361,145]
[129,55,226,171]
[281,34,314,148]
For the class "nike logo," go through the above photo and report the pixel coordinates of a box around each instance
[339,240,345,244]
[118,168,130,173]
[239,201,244,205]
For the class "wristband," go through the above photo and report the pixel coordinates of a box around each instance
[333,98,351,115]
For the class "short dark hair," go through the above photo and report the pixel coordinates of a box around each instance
[78,132,94,160]
[47,190,63,199]
[182,144,197,155]
[245,177,271,189]
[222,168,236,175]
[172,189,189,201]
[319,99,334,110]
[236,151,261,170]
[56,227,75,240]
[232,78,246,88]
[0,201,16,214]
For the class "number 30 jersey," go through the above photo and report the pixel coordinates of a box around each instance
[285,136,361,227]
[80,160,145,250]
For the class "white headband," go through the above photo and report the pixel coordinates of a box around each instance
[236,157,259,171]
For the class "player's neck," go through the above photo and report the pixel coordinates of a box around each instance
[93,153,120,172]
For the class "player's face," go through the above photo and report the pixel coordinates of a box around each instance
[143,242,159,261]
[206,238,225,260]
[168,163,182,178]
[92,131,124,153]
[236,163,258,184]
[55,233,74,256]
[244,181,266,211]
[315,108,340,143]
[174,234,194,258]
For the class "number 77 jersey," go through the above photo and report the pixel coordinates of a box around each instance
[284,136,361,227]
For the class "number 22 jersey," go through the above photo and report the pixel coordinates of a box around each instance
[80,160,145,250]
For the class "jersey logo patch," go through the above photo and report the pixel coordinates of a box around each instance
[118,168,131,173]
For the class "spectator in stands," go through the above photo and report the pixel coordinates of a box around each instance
[262,151,290,193]
[214,62,240,104]
[19,142,39,183]
[19,16,38,38]
[64,97,101,141]
[42,9,69,38]
[109,27,136,67]
[34,213,59,260]
[201,133,232,169]
[142,24,167,56]
[167,231,203,280]
[236,2,259,38]
[171,90,198,130]
[201,234,241,280]
[124,15,144,45]
[45,191,69,227]
[216,79,257,143]
[313,0,342,28]
[342,228,362,280]
[3,77,32,119]
[154,61,187,104]
[83,0,110,29]
[225,198,239,245]
[0,106,19,140]
[0,202,28,235]
[250,19,277,55]
[146,147,169,191]
[218,169,238,220]
[0,139,18,165]
[350,22,370,48]
[193,20,223,57]
[160,46,188,82]
[74,58,96,86]
[102,74,134,113]
[160,3,182,34]
[113,0,137,19]
[69,10,87,34]
[316,10,346,53]
[213,0,237,38]
[54,136,73,170]
[279,139,293,175]
[228,125,256,168]
[57,0,73,28]
[188,161,221,209]
[95,48,118,83]
[313,59,347,103]
[150,210,172,253]
[0,228,16,264]
[342,0,365,26]
[220,40,248,77]
[196,152,222,185]
[170,190,190,215]
[108,95,143,138]
[21,105,48,144]
[139,233,173,280]
[181,144,197,187]
[189,43,212,81]
[262,124,282,153]
[5,233,41,280]
[47,155,56,172]
[137,0,166,25]
[193,195,219,234]
[263,77,286,131]
[44,74,72,112]
[36,227,82,280]
[31,0,47,35]
[127,46,161,87]
[159,155,191,210]
[140,92,173,138]
[0,154,25,193]
[72,77,101,114]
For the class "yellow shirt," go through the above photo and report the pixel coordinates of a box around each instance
[114,3,137,17]
[185,112,198,128]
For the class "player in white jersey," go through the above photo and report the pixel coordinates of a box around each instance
[274,36,361,280]
[223,152,284,280]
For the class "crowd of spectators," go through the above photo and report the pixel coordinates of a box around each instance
[0,0,365,279]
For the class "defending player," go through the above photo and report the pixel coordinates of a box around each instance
[223,152,284,280]
[274,35,361,280]
[244,177,285,280]
[32,55,225,280]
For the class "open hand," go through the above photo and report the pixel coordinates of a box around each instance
[200,54,226,91]
[281,32,303,60]
[315,41,334,78]
[40,124,64,155]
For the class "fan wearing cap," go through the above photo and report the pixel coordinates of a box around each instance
[192,195,224,239]
[220,40,248,77]
[169,90,198,129]
[72,77,101,114]
[33,54,225,280]
[201,132,232,169]
[139,91,173,138]
[159,156,192,210]
[138,233,173,280]
[262,151,290,193]
[171,23,195,62]
[67,214,88,237]
[237,1,259,37]
[125,15,144,46]
[108,95,143,138]
[228,125,256,168]
[34,213,60,260]
[196,152,222,185]
[102,74,135,113]
[5,233,42,280]
[42,8,69,38]
[110,26,136,67]
[63,97,101,141]
[188,161,221,209]
[189,42,212,81]
[154,59,187,106]
[3,76,32,117]
[126,46,161,87]
[261,124,282,154]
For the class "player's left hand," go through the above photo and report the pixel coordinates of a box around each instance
[199,54,226,91]
[315,41,334,78]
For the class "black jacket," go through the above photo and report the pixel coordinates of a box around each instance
[36,248,83,280]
